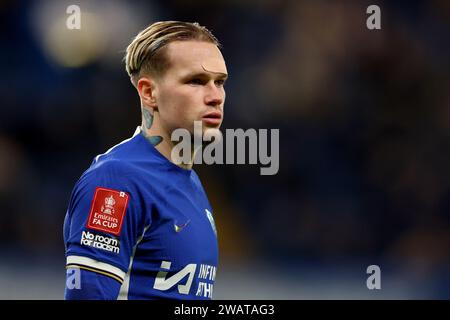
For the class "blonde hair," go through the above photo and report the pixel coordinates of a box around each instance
[125,21,220,85]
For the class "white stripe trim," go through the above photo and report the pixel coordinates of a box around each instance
[94,127,141,163]
[66,255,126,280]
[117,224,151,300]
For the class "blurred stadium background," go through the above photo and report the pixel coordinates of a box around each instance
[1,0,450,299]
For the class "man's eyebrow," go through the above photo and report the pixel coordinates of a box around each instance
[184,70,228,78]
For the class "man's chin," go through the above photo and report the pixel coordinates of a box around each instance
[184,121,223,143]
[204,127,223,145]
[203,125,221,135]
[195,127,222,145]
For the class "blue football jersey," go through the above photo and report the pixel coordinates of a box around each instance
[64,127,219,300]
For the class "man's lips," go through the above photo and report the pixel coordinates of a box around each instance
[202,111,223,125]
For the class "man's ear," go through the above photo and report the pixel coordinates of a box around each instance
[137,77,158,110]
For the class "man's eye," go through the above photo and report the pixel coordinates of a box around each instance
[214,80,225,87]
[188,79,205,85]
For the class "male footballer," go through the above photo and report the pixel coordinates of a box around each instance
[63,21,227,299]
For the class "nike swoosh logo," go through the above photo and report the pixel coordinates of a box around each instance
[174,220,190,233]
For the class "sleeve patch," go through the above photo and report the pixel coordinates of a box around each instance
[86,187,129,236]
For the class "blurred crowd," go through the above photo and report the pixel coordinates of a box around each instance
[1,0,449,297]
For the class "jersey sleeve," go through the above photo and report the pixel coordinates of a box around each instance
[64,160,148,297]
[64,268,122,300]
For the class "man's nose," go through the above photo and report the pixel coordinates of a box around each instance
[205,83,224,107]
